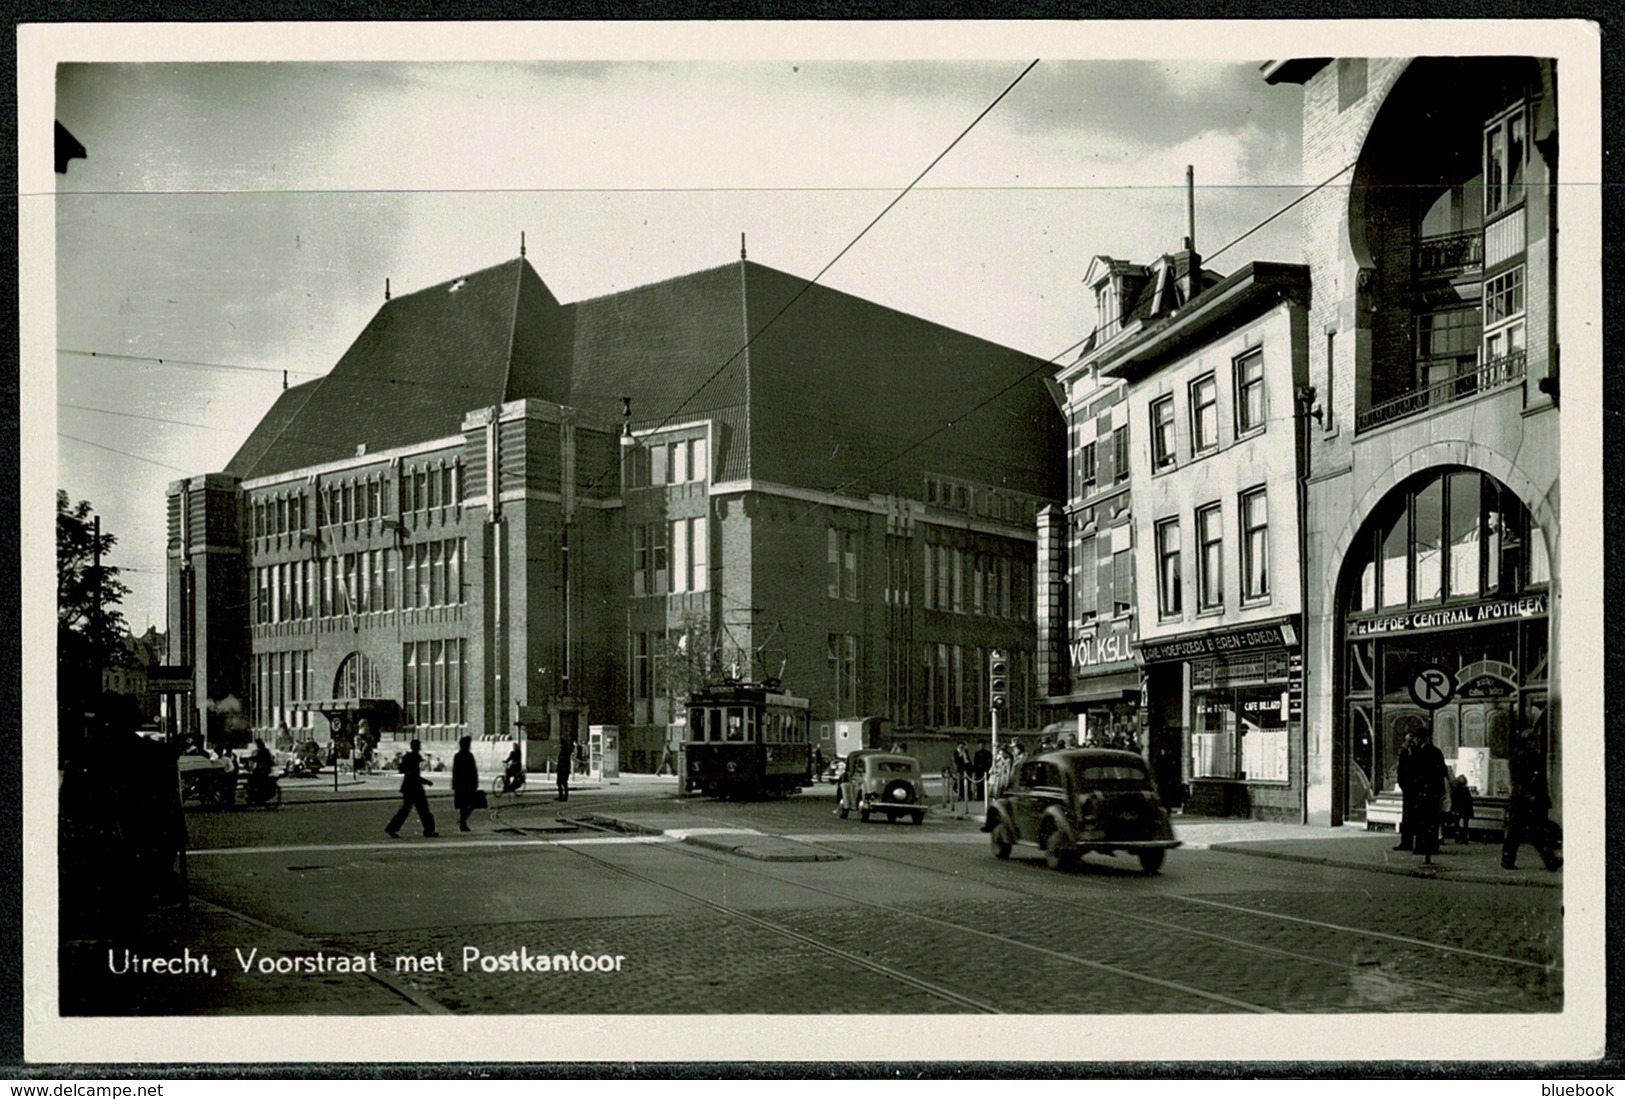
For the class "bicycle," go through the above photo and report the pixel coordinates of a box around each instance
[491,770,527,797]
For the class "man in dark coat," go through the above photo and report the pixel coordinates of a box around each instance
[386,739,437,838]
[555,734,575,801]
[1408,731,1449,862]
[972,743,993,800]
[1503,726,1561,871]
[451,735,480,832]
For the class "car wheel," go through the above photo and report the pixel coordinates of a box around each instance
[1044,829,1077,872]
[1138,849,1166,875]
[990,818,1013,860]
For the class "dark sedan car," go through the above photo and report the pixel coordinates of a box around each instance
[983,749,1180,874]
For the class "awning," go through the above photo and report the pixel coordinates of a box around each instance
[1053,671,1141,705]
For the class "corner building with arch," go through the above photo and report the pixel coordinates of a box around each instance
[1264,57,1562,827]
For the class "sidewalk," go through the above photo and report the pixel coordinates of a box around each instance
[274,770,677,805]
[933,798,1561,888]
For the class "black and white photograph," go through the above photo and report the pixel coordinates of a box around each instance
[20,19,1605,1066]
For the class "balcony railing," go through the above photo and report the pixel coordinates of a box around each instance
[1415,230,1484,276]
[1356,350,1527,433]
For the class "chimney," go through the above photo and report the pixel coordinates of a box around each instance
[1180,167,1203,303]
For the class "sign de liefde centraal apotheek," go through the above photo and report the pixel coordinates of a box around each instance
[1347,593,1547,638]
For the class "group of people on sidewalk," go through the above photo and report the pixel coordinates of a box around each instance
[384,733,584,838]
[1393,723,1561,872]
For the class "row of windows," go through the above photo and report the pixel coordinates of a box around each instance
[252,649,315,729]
[921,543,1032,621]
[631,518,709,597]
[687,705,805,744]
[1072,527,1132,628]
[1348,469,1547,614]
[1149,349,1265,471]
[625,436,709,489]
[403,639,468,728]
[1153,489,1270,620]
[914,643,1035,731]
[1068,424,1131,499]
[924,475,1039,525]
[248,462,465,541]
[252,540,468,624]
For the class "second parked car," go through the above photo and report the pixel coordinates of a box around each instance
[836,750,927,824]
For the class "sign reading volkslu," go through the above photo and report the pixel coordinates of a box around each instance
[1138,620,1297,664]
[1347,594,1546,638]
[1070,617,1135,673]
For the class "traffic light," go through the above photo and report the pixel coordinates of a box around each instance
[989,649,1008,712]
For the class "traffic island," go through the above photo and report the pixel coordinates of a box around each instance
[583,813,847,863]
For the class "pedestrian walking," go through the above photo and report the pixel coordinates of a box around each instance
[385,738,438,838]
[1502,725,1562,871]
[812,746,826,782]
[941,750,958,809]
[452,735,480,832]
[953,741,972,800]
[555,733,575,801]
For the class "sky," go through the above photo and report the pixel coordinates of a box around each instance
[43,26,1315,635]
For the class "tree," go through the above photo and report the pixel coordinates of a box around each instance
[58,490,132,707]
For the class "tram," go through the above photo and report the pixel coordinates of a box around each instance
[684,680,813,797]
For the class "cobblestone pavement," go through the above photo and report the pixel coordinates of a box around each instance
[58,786,1565,1018]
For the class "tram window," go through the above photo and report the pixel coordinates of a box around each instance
[744,710,757,742]
[688,708,702,741]
[726,707,745,741]
[707,708,723,743]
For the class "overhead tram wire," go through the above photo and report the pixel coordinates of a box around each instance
[687,159,1364,577]
[584,58,1043,494]
[58,432,194,475]
[57,348,326,381]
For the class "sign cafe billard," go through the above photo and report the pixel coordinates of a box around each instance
[1348,594,1547,638]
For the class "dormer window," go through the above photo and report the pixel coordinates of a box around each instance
[1095,280,1120,340]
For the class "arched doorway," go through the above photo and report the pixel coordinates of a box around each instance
[1336,467,1551,823]
[334,652,383,700]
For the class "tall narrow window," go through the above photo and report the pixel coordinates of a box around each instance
[1112,547,1132,616]
[1234,350,1265,435]
[1190,375,1219,452]
[1156,519,1182,618]
[1197,504,1223,610]
[672,520,690,595]
[1241,488,1270,601]
[651,522,669,594]
[1079,441,1097,495]
[632,526,648,596]
[1484,105,1528,219]
[1113,426,1130,482]
[1412,478,1444,603]
[1448,471,1482,598]
[1151,396,1176,469]
[690,517,708,593]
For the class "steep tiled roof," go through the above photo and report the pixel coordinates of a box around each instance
[229,259,547,479]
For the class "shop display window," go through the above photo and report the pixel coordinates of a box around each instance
[1191,684,1290,783]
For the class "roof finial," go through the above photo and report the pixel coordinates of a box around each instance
[740,232,747,261]
[521,231,526,259]
[385,278,391,301]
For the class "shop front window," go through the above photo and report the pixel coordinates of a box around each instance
[1192,685,1289,782]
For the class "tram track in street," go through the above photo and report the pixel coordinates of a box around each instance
[496,806,1279,1014]
[599,797,1558,1013]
